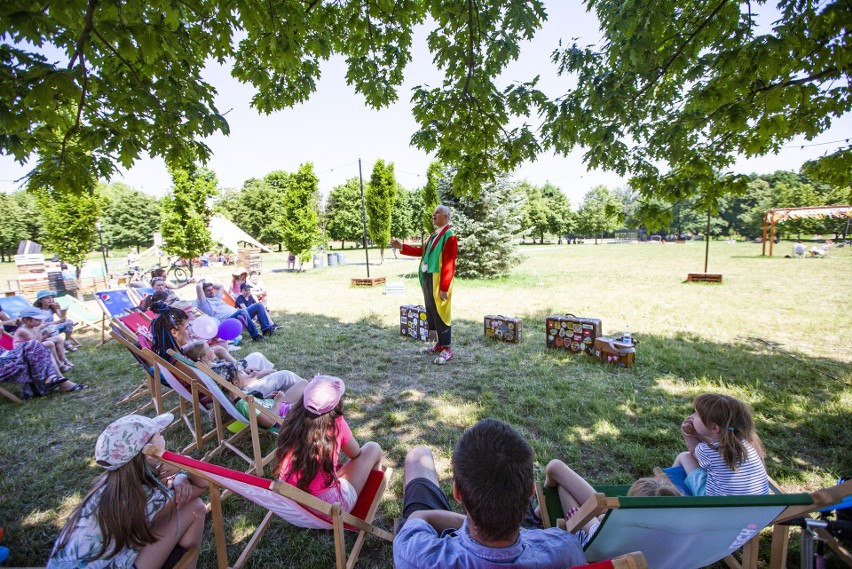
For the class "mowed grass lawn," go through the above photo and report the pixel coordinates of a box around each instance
[1,241,849,568]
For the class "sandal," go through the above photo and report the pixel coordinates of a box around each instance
[45,375,69,387]
[64,342,78,352]
[59,363,73,373]
[61,383,90,393]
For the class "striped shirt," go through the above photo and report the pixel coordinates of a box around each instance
[696,440,769,496]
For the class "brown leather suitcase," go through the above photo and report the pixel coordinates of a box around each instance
[545,314,602,355]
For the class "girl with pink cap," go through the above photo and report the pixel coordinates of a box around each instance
[274,375,383,512]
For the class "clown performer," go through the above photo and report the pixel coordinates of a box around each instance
[391,205,458,365]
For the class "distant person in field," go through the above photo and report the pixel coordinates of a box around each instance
[793,240,807,257]
[391,204,458,365]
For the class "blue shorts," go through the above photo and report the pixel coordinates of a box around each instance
[685,467,708,496]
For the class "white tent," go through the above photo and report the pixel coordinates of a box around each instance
[208,214,289,261]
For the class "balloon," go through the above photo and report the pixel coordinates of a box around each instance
[192,315,219,340]
[217,318,243,341]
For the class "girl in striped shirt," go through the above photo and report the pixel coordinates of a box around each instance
[673,393,769,496]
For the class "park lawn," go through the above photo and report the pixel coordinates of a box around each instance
[0,241,849,568]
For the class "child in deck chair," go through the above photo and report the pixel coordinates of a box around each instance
[394,419,587,569]
[536,460,682,544]
[182,340,307,428]
[274,376,384,513]
[48,413,208,569]
[673,392,769,496]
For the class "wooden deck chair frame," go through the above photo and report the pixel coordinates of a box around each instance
[0,331,23,402]
[572,551,648,569]
[535,480,852,569]
[170,352,282,477]
[109,328,179,417]
[137,348,219,455]
[55,295,105,335]
[143,445,394,569]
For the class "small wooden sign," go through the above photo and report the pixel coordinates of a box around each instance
[686,273,723,283]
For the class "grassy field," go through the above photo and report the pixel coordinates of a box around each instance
[0,241,849,568]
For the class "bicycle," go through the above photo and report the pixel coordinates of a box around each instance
[154,261,190,284]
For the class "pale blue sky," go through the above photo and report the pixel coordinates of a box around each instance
[1,2,849,206]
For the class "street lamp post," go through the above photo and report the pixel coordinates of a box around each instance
[94,222,109,279]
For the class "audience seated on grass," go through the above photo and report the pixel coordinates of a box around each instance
[274,376,384,515]
[48,413,208,569]
[394,418,587,569]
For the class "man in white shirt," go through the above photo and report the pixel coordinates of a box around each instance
[195,279,277,342]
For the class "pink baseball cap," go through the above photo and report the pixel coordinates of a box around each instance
[303,375,345,415]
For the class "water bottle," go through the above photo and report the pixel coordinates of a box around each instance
[622,325,632,345]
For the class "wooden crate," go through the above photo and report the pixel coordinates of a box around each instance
[687,273,723,283]
[350,276,386,287]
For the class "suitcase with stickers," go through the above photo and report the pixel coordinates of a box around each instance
[545,314,602,355]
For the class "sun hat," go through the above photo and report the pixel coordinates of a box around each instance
[303,375,345,415]
[34,290,55,304]
[94,413,174,470]
[231,266,248,276]
[240,283,252,291]
[20,307,48,320]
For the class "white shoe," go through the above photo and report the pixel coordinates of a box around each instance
[227,345,242,352]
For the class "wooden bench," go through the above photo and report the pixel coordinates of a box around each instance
[350,276,386,287]
[687,273,723,283]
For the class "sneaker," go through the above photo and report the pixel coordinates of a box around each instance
[226,344,242,352]
[433,348,453,365]
[262,324,279,336]
[251,335,266,343]
[424,343,443,354]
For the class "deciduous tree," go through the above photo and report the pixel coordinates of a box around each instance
[37,188,100,278]
[541,0,850,226]
[577,186,623,243]
[420,162,441,237]
[366,159,396,262]
[99,182,160,250]
[160,165,218,268]
[280,163,321,262]
[325,177,364,249]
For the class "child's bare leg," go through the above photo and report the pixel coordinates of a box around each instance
[212,343,235,362]
[134,497,206,569]
[338,441,383,495]
[545,459,596,511]
[673,451,699,473]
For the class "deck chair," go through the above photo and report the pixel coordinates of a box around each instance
[142,445,394,569]
[0,294,34,318]
[94,289,140,344]
[572,551,647,569]
[536,479,852,569]
[1,331,23,404]
[175,354,283,476]
[128,286,155,306]
[109,327,179,416]
[134,346,218,454]
[221,290,237,308]
[54,295,105,335]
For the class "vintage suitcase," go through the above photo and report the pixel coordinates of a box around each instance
[545,314,602,354]
[594,336,636,368]
[399,304,430,342]
[483,315,523,343]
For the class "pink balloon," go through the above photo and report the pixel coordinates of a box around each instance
[217,318,243,341]
[192,315,219,340]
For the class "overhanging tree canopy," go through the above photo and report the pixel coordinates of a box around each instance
[2,1,847,205]
[761,205,852,256]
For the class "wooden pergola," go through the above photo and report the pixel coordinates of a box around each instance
[762,205,852,256]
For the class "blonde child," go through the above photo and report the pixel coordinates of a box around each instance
[673,393,769,496]
[540,460,682,544]
[274,376,383,512]
[182,340,306,428]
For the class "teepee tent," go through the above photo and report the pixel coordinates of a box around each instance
[208,215,289,261]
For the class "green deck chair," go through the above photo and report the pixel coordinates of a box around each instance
[536,480,852,569]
